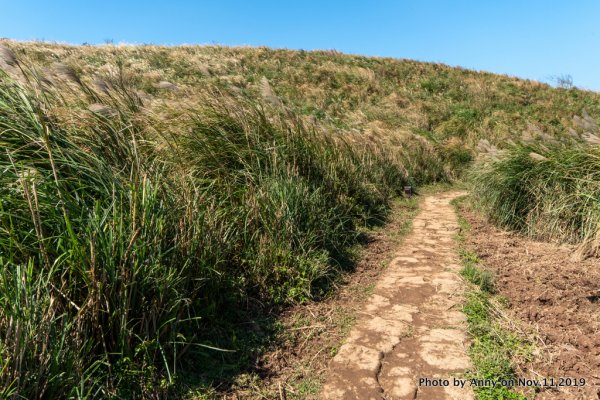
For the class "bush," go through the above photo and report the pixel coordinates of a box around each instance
[471,142,600,254]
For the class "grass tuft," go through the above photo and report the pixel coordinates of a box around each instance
[471,140,600,258]
[0,58,442,397]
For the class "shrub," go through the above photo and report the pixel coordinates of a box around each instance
[471,142,600,255]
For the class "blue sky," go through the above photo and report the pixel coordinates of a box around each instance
[2,1,599,90]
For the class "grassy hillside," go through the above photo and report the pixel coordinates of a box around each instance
[0,40,598,398]
[4,41,600,160]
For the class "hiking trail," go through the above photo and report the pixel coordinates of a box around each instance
[321,191,473,400]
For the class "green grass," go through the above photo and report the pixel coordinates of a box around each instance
[0,52,446,398]
[453,197,532,400]
[181,195,420,399]
[471,141,600,257]
[0,40,597,398]
[462,293,529,400]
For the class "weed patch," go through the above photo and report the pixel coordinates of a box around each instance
[471,140,600,257]
[453,197,532,400]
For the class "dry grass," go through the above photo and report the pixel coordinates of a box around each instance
[2,39,599,162]
[0,39,598,399]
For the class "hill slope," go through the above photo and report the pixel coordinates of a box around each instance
[4,41,600,162]
[0,41,598,398]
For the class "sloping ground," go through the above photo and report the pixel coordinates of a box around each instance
[462,207,600,400]
[3,40,600,161]
[1,39,599,398]
[321,192,472,400]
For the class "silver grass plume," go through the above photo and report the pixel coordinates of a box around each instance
[157,81,178,91]
[94,78,111,93]
[573,111,598,132]
[260,76,282,107]
[88,103,116,117]
[53,63,82,85]
[583,132,600,146]
[476,139,499,155]
[0,44,18,67]
[528,152,547,161]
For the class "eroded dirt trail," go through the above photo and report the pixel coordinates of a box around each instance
[321,192,472,400]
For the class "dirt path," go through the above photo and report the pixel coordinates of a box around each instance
[321,191,472,400]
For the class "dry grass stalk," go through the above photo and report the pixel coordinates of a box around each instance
[0,44,18,66]
[260,76,282,106]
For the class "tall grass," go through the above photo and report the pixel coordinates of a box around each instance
[3,39,594,397]
[0,53,448,397]
[471,141,600,257]
[6,39,600,178]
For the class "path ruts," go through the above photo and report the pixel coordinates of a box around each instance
[321,192,472,400]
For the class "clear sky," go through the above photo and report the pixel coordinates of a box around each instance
[2,1,599,90]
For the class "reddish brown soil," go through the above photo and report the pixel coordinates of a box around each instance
[463,207,600,400]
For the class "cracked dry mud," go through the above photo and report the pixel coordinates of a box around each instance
[321,192,473,400]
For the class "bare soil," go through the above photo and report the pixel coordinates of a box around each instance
[462,206,600,400]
